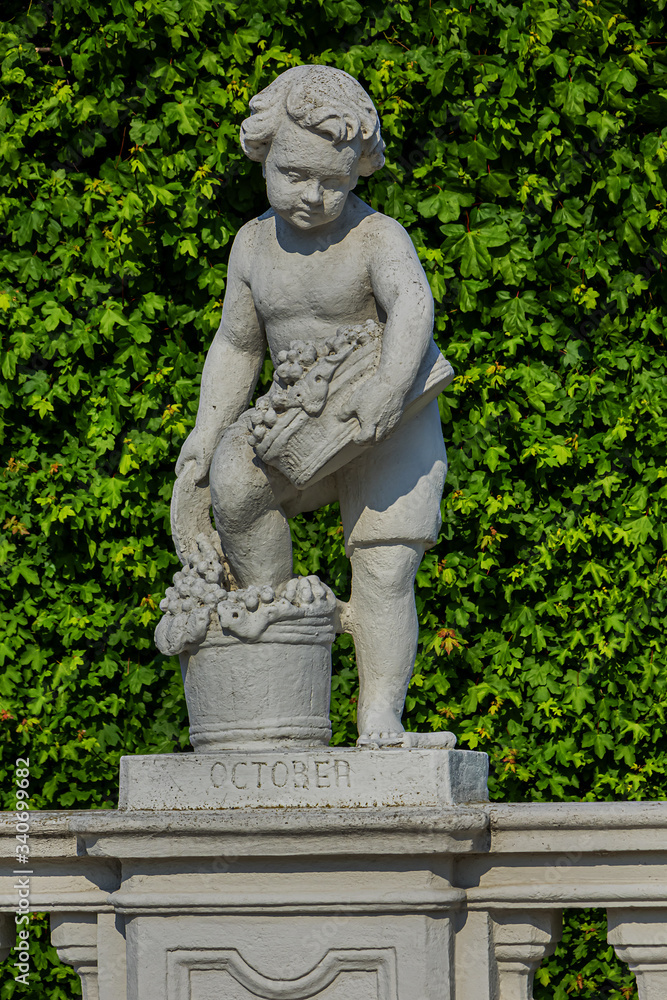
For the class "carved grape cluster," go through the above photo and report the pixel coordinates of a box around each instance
[216,575,329,615]
[216,575,336,641]
[156,526,337,654]
[280,575,330,605]
[159,532,227,614]
[273,339,319,385]
[246,320,380,446]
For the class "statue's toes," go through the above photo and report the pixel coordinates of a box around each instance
[356,730,405,748]
[356,730,457,749]
[402,731,457,749]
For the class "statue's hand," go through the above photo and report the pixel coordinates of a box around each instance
[175,428,217,482]
[339,376,404,445]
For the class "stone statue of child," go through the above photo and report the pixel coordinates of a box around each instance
[175,65,449,747]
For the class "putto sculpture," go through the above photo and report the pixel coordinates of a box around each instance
[156,64,455,751]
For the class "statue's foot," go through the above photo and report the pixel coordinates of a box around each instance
[357,708,457,750]
[356,708,405,748]
[357,730,457,749]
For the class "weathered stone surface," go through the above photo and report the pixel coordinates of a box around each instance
[118,748,490,810]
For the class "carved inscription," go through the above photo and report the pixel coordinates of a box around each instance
[210,758,351,791]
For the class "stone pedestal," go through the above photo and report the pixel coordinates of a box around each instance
[86,747,488,999]
[118,748,489,810]
[77,800,489,1000]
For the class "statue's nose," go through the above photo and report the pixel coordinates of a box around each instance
[302,180,324,206]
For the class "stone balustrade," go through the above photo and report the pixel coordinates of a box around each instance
[1,799,667,999]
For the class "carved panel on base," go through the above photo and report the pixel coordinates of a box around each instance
[169,948,396,1000]
[125,913,451,1000]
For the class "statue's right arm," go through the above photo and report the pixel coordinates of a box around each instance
[175,228,266,481]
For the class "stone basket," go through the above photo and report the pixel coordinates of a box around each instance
[179,617,335,752]
[256,339,454,490]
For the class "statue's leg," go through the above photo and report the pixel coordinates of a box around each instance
[348,541,426,742]
[336,402,447,744]
[209,423,293,589]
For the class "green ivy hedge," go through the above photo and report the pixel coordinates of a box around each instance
[1,0,666,996]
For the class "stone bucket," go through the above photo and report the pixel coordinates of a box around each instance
[179,618,334,751]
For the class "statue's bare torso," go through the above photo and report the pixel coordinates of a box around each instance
[238,195,387,360]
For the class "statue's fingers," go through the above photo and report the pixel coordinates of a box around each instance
[176,455,199,480]
[193,459,209,484]
[354,419,377,445]
[375,410,400,443]
[338,404,356,422]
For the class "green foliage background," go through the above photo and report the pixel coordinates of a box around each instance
[1,0,666,996]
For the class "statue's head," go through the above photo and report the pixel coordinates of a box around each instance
[240,65,385,231]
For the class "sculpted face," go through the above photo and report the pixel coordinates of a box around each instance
[264,117,362,231]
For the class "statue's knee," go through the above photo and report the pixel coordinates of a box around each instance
[210,426,254,526]
[351,543,424,598]
[210,424,271,531]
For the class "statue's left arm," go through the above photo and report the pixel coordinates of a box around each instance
[340,216,434,443]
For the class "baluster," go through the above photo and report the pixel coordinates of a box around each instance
[51,912,99,1000]
[491,909,562,1000]
[607,908,667,1000]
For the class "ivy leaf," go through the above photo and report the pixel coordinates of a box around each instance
[525,379,558,413]
[553,80,599,117]
[418,190,467,223]
[447,230,495,278]
[533,8,559,43]
[42,301,72,331]
[500,296,527,333]
[163,100,202,135]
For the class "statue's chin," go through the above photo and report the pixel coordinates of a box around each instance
[278,208,343,231]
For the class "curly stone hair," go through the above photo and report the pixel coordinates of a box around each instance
[240,65,385,178]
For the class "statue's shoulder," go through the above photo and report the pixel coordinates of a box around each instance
[233,209,275,249]
[230,210,276,273]
[348,196,409,234]
[352,201,418,256]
